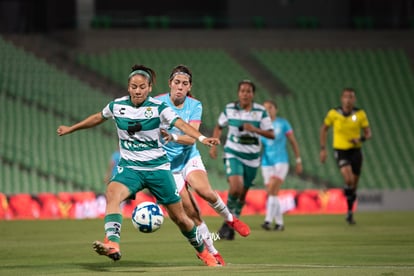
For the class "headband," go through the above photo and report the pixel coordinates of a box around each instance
[170,71,191,80]
[129,70,152,83]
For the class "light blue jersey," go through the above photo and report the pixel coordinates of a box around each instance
[110,151,121,177]
[261,117,293,166]
[155,93,202,173]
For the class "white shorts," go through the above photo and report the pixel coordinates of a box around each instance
[172,156,206,193]
[261,163,289,185]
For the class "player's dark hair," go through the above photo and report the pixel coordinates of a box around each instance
[238,79,256,93]
[129,64,157,86]
[169,64,192,83]
[169,64,193,97]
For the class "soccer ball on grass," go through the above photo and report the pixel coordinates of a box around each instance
[131,201,164,233]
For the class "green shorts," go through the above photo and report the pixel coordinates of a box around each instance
[112,166,181,205]
[224,158,258,188]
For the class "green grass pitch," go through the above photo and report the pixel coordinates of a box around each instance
[1,212,414,275]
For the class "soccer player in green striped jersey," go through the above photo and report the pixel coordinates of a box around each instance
[209,80,275,240]
[57,64,220,266]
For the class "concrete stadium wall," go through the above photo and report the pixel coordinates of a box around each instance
[357,190,414,211]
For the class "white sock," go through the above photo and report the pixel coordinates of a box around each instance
[274,196,283,225]
[265,195,277,223]
[198,222,218,254]
[209,193,233,222]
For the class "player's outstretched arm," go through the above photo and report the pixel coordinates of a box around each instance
[57,112,105,136]
[173,118,220,147]
[209,125,223,159]
[161,122,201,146]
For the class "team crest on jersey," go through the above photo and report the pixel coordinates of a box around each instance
[144,107,153,118]
[117,166,123,174]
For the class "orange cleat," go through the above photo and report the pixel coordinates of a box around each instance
[213,252,226,266]
[196,248,221,267]
[226,217,250,237]
[93,240,121,261]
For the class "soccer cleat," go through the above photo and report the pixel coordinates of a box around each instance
[226,228,235,240]
[274,224,285,231]
[197,248,221,266]
[218,222,235,240]
[226,217,251,237]
[261,221,271,231]
[213,252,226,266]
[218,222,230,239]
[346,213,356,225]
[93,240,121,261]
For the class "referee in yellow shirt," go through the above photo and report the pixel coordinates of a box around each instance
[320,88,372,224]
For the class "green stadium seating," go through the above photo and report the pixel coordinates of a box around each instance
[0,36,117,194]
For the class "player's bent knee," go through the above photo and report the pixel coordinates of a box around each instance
[195,190,217,203]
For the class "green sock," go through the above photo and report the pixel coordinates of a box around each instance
[226,194,238,214]
[104,213,123,243]
[234,200,245,218]
[182,225,204,253]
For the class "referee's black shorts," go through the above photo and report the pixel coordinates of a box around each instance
[334,148,363,176]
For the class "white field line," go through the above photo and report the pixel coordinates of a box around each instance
[226,263,414,270]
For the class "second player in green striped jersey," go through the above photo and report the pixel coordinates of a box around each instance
[209,80,274,240]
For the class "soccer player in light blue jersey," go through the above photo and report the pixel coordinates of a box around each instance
[209,80,275,240]
[57,64,220,266]
[156,65,251,265]
[104,148,120,184]
[260,100,302,231]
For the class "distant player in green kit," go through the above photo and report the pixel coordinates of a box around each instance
[209,79,274,240]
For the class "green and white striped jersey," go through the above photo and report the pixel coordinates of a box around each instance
[102,95,179,171]
[218,101,273,167]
